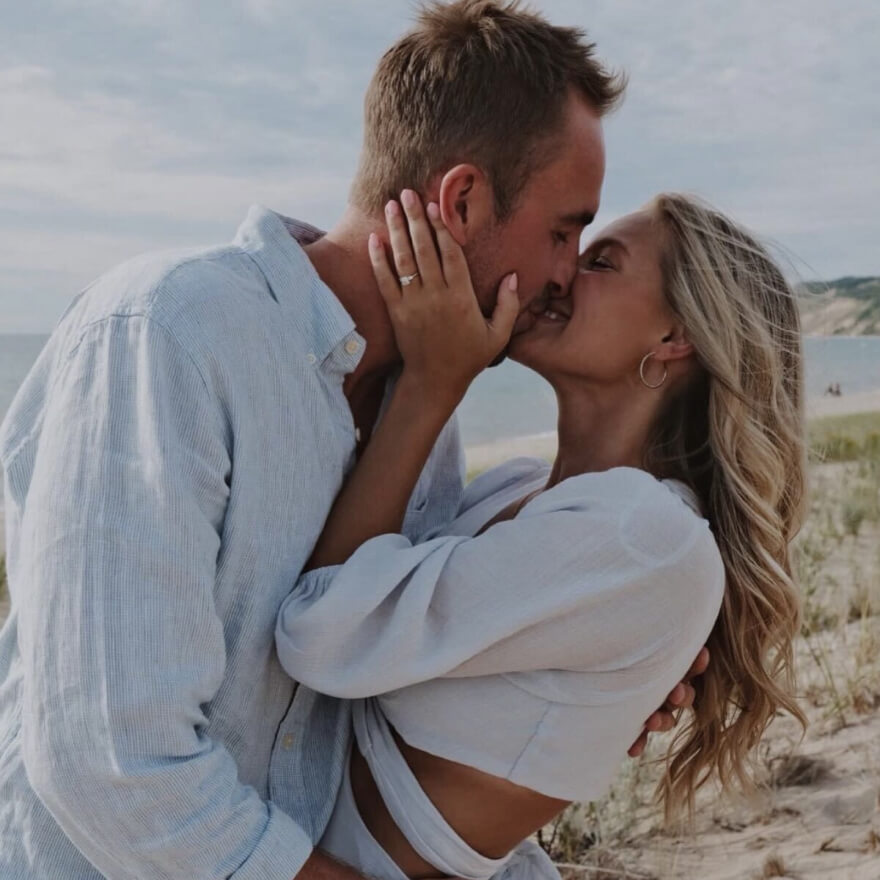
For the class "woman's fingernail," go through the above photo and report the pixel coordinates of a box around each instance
[385,200,399,217]
[426,202,440,220]
[509,273,518,292]
[400,189,415,209]
[368,232,379,249]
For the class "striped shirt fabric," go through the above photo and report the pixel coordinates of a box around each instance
[0,206,465,879]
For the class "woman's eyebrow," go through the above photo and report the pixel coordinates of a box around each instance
[585,236,629,255]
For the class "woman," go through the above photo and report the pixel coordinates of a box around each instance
[276,192,807,879]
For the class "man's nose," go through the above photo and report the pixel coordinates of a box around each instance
[553,249,579,291]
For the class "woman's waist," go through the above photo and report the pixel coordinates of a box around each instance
[351,698,567,879]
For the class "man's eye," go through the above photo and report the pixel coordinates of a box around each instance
[552,231,569,245]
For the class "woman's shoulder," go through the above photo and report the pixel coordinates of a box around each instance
[529,466,721,571]
[524,465,690,516]
[459,456,551,513]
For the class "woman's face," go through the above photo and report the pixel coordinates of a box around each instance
[509,207,679,389]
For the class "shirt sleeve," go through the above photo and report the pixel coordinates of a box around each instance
[401,411,466,543]
[14,315,313,880]
[276,469,724,699]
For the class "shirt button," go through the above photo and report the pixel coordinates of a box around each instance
[306,353,317,365]
[345,339,361,356]
[281,733,295,750]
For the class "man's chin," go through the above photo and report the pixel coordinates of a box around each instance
[486,311,540,367]
[512,312,540,335]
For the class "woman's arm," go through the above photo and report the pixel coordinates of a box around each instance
[279,469,724,699]
[305,191,518,571]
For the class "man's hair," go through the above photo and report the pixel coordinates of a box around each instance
[350,0,626,220]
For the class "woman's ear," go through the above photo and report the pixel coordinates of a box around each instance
[657,324,695,363]
[436,164,494,246]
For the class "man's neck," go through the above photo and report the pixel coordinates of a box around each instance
[303,205,401,405]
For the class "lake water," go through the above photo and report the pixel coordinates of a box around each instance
[2,334,880,450]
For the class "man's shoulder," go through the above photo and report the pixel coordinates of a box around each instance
[59,241,279,343]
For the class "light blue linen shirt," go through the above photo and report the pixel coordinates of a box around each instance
[0,206,465,879]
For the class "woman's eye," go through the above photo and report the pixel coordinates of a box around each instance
[586,255,613,269]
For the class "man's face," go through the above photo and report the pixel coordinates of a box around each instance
[467,94,606,337]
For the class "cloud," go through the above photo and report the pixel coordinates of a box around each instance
[568,0,880,276]
[0,0,877,330]
[0,63,351,213]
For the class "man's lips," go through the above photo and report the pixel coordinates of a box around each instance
[527,295,550,316]
[511,311,539,336]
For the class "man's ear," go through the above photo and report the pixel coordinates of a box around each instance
[436,164,494,246]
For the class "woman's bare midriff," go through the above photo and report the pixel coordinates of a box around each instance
[349,728,569,879]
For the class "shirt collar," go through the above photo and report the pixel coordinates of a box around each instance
[233,205,365,372]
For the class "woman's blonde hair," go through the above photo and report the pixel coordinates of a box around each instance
[644,193,807,819]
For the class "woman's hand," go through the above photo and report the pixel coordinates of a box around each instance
[627,646,710,757]
[369,189,519,405]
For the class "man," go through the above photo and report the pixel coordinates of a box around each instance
[0,2,702,877]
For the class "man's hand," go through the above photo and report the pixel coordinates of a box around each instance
[627,646,710,758]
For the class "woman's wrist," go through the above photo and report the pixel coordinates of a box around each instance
[304,366,464,572]
[395,368,469,417]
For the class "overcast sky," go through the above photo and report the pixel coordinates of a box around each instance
[1,0,877,332]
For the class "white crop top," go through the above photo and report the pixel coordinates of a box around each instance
[277,459,725,801]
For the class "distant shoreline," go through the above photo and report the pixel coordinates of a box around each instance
[2,389,880,550]
[803,333,880,339]
[464,389,880,472]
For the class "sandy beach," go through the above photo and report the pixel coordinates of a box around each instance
[806,388,880,421]
[463,395,880,877]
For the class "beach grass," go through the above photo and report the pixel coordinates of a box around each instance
[464,411,880,484]
[531,420,880,879]
[808,410,880,463]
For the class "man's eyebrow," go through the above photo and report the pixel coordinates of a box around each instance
[559,210,596,227]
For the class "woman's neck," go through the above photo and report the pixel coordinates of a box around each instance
[546,381,665,487]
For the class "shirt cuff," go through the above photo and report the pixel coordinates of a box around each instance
[229,803,314,880]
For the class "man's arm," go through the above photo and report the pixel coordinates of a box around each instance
[14,315,358,880]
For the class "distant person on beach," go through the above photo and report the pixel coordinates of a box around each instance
[0,3,702,879]
[272,191,807,879]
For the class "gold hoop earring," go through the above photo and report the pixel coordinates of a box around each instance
[639,352,668,389]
